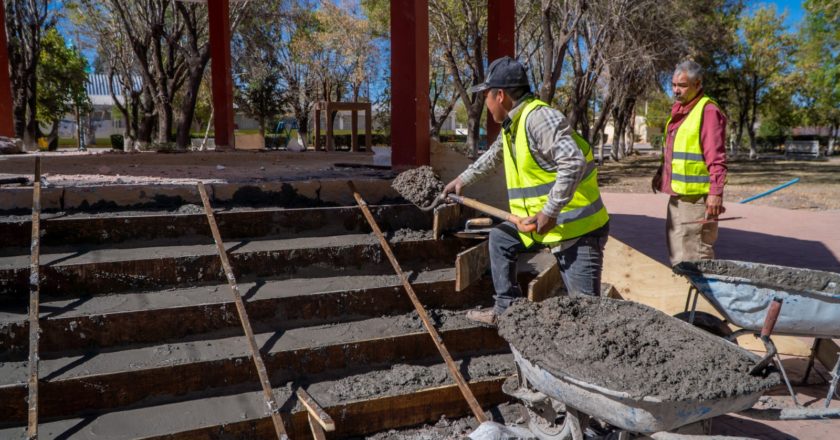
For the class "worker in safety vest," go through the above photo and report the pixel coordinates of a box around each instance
[652,60,727,266]
[442,57,609,326]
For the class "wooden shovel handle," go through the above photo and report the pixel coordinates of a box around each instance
[446,194,537,233]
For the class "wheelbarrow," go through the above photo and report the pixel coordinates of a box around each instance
[501,312,782,440]
[673,260,840,409]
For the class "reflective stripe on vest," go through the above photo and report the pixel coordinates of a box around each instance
[502,98,609,247]
[665,95,716,195]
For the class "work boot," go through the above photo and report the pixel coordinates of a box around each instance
[466,308,497,326]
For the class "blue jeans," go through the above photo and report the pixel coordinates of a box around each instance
[489,221,609,315]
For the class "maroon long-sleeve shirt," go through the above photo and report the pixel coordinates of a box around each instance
[660,91,727,196]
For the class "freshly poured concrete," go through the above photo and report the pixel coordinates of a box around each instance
[0,309,480,385]
[0,353,514,440]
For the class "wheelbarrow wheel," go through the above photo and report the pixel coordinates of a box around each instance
[673,311,734,340]
[523,401,588,440]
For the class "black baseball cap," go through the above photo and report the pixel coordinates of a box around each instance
[468,56,530,94]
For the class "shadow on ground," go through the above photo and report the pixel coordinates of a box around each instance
[609,213,840,272]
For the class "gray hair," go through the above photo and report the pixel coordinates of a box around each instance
[675,60,703,82]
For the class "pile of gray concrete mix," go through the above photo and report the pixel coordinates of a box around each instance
[498,296,780,401]
[391,166,444,207]
[681,260,840,293]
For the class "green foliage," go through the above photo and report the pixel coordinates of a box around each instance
[110,134,124,150]
[236,72,284,132]
[644,91,673,141]
[36,28,90,126]
[796,0,840,132]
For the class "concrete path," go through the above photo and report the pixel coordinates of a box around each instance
[602,192,840,272]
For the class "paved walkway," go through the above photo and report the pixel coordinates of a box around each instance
[602,192,840,272]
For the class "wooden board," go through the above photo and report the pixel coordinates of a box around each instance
[603,236,811,357]
[455,241,489,292]
[432,203,461,240]
[527,260,561,302]
[815,338,840,372]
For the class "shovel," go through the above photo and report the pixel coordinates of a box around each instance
[420,193,537,233]
[750,297,783,376]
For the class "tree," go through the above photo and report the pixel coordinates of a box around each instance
[236,71,283,143]
[429,45,458,140]
[429,0,486,158]
[796,0,840,151]
[737,5,796,158]
[35,28,90,145]
[72,0,153,149]
[92,0,248,148]
[4,0,55,146]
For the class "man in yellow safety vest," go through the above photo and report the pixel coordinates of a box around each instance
[652,60,727,266]
[443,57,609,326]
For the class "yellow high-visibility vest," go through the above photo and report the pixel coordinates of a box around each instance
[665,95,718,195]
[502,98,609,247]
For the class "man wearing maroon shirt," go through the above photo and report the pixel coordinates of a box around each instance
[652,60,727,266]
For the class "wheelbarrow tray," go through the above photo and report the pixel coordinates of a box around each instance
[674,260,840,338]
[510,314,774,434]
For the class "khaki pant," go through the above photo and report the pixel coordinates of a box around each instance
[666,195,717,266]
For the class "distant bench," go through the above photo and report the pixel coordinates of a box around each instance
[784,140,820,160]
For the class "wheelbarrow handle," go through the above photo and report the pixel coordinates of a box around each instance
[760,298,783,338]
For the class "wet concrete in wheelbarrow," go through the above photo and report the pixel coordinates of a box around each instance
[680,260,840,294]
[392,166,444,208]
[498,296,780,402]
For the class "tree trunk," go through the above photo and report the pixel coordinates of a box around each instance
[466,104,483,159]
[176,67,206,148]
[25,81,39,146]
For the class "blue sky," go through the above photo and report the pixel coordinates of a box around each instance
[755,0,805,29]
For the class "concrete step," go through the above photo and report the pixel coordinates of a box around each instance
[0,234,469,302]
[0,204,428,249]
[0,268,495,355]
[0,353,513,439]
[0,313,509,425]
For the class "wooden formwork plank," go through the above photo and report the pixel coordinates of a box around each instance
[296,388,335,432]
[815,338,840,372]
[197,183,288,440]
[138,377,509,440]
[27,157,41,440]
[350,182,487,423]
[0,324,505,424]
[433,203,461,240]
[0,276,494,355]
[527,260,562,303]
[0,237,467,302]
[455,241,489,292]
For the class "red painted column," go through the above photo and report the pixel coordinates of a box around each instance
[486,0,515,143]
[390,0,430,169]
[208,0,235,150]
[0,3,15,137]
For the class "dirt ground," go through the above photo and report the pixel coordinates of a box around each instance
[598,154,840,211]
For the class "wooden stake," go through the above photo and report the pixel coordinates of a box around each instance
[347,181,488,423]
[27,157,41,439]
[296,388,335,432]
[196,183,289,440]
